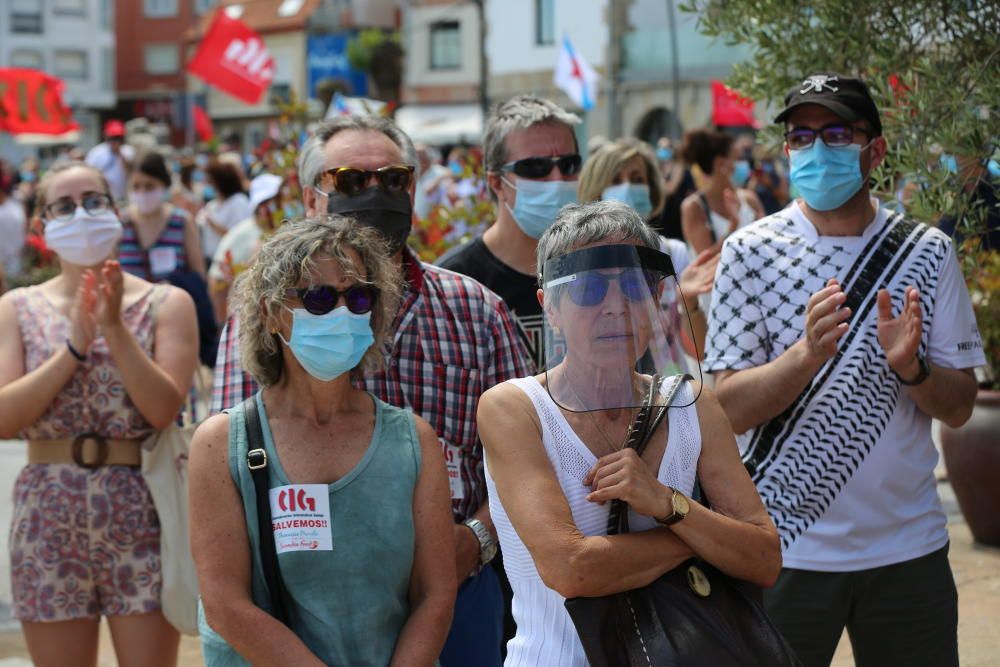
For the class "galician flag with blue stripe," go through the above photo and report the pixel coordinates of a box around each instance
[554,35,599,111]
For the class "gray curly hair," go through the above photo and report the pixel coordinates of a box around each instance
[234,215,403,387]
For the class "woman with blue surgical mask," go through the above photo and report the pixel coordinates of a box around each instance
[577,138,661,222]
[679,129,765,255]
[578,138,719,369]
[189,216,457,667]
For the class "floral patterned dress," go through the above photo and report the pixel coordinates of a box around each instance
[7,284,166,621]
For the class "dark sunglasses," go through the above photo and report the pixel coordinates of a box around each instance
[784,124,872,151]
[284,284,378,316]
[317,165,415,197]
[499,153,582,179]
[44,193,113,221]
[564,270,660,307]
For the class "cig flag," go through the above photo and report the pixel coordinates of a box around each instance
[188,10,275,104]
[0,68,79,139]
[554,35,599,111]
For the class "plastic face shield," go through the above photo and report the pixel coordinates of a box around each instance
[541,244,701,412]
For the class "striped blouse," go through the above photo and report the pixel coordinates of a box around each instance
[118,208,190,281]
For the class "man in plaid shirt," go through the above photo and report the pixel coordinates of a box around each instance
[211,115,531,666]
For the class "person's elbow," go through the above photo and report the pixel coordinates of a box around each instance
[754,530,783,589]
[537,543,603,599]
[937,371,979,429]
[713,375,753,435]
[941,398,976,429]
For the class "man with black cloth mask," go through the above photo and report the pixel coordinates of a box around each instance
[211,115,532,667]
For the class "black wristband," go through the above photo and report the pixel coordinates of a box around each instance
[896,354,931,386]
[66,339,87,362]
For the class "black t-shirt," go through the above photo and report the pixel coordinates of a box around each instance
[437,237,544,371]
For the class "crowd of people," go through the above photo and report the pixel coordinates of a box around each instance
[0,71,990,667]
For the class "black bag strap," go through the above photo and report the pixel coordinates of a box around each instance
[697,193,717,244]
[607,374,691,535]
[242,396,290,626]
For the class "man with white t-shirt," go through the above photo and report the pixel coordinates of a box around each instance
[85,120,134,202]
[705,74,984,667]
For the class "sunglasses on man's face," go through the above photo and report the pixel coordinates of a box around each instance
[564,269,660,308]
[284,284,378,316]
[44,193,113,221]
[316,165,415,197]
[499,153,582,179]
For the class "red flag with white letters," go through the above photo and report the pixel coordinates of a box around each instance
[0,68,79,137]
[187,10,274,104]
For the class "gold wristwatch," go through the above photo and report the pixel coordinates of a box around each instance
[656,487,691,526]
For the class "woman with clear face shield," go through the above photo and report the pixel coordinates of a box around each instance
[477,200,781,666]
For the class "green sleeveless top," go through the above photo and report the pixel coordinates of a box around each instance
[199,391,421,666]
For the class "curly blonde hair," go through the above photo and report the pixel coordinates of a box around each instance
[234,215,403,387]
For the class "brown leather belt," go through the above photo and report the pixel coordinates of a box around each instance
[28,433,143,468]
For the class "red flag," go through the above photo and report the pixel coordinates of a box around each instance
[193,104,214,141]
[711,80,760,129]
[0,68,79,137]
[187,10,274,104]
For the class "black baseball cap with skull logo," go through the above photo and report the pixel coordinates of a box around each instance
[774,74,882,136]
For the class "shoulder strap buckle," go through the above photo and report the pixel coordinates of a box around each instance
[247,447,268,471]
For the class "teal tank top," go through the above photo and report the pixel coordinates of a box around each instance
[200,391,421,666]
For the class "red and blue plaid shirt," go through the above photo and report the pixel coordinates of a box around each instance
[211,248,532,520]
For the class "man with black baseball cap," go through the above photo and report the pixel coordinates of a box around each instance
[704,73,984,666]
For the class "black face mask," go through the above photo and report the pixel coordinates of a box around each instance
[326,187,412,253]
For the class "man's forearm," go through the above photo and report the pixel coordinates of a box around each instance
[902,363,978,428]
[715,339,823,434]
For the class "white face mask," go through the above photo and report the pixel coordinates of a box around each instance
[44,207,123,267]
[130,188,166,215]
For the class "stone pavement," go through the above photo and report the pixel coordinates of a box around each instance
[0,441,996,666]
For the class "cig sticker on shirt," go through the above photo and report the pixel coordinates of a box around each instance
[441,440,464,500]
[269,484,333,554]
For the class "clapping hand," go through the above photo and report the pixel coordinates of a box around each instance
[877,286,923,381]
[69,270,99,355]
[803,278,851,364]
[95,260,125,329]
[678,248,720,307]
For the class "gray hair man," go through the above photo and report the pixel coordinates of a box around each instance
[437,95,581,371]
[212,114,532,667]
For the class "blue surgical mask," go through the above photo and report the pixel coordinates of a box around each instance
[656,147,673,162]
[202,184,216,202]
[448,160,463,176]
[502,177,578,239]
[278,306,374,382]
[731,160,752,187]
[602,183,653,218]
[789,141,868,212]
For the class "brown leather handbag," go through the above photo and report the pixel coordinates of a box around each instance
[564,376,801,667]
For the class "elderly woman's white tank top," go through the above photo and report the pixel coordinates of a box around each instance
[485,375,702,667]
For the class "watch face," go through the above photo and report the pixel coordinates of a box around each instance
[674,491,691,516]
